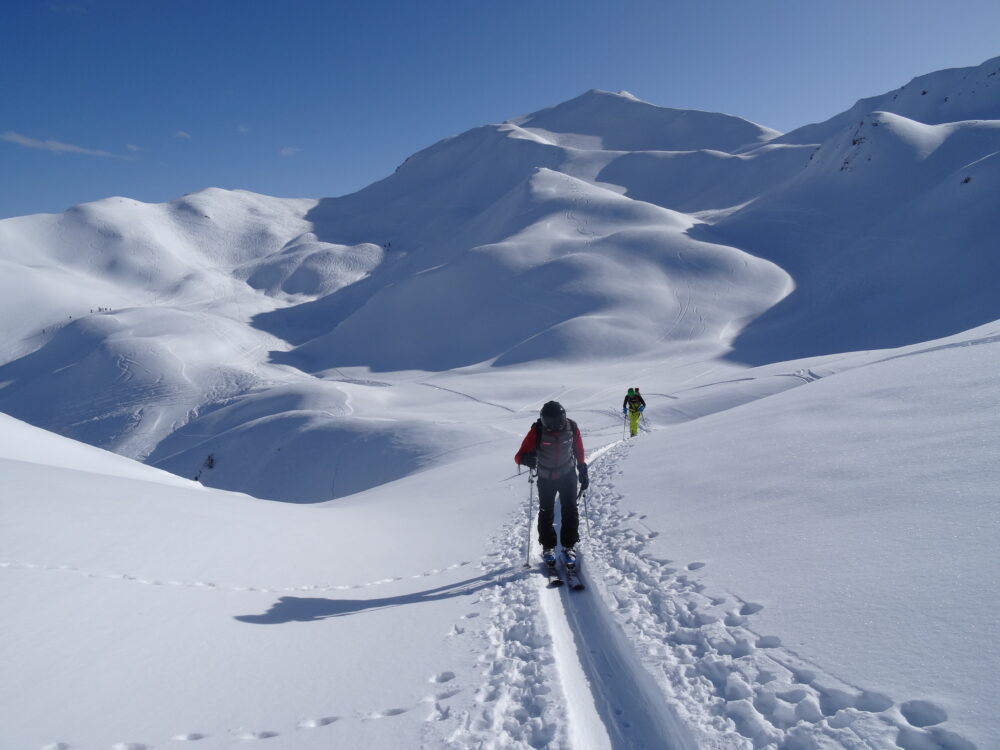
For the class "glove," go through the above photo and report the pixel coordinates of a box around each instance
[520,453,537,469]
[577,463,589,491]
[622,408,627,415]
[639,405,645,413]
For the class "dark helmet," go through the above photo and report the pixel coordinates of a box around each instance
[539,401,567,431]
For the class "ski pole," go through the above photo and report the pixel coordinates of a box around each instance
[524,469,536,568]
[580,488,593,538]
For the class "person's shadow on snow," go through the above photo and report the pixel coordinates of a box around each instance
[234,569,509,624]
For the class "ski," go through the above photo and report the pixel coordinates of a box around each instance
[564,563,585,590]
[543,561,564,587]
[562,551,585,590]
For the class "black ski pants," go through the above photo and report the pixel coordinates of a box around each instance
[537,470,579,549]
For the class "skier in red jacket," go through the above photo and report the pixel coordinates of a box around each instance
[514,401,589,566]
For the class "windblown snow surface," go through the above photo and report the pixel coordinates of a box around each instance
[1,57,999,750]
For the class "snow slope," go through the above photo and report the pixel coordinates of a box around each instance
[615,323,1000,749]
[713,111,1000,364]
[0,415,521,750]
[1,56,999,749]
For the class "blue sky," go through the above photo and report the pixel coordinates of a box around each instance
[2,0,998,219]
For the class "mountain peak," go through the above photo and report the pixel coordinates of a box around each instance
[510,89,779,153]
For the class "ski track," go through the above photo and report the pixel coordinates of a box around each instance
[418,381,517,413]
[443,439,971,750]
[446,438,689,750]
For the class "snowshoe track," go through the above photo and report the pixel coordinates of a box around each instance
[583,441,972,750]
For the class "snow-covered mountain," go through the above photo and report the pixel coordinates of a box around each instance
[776,56,1000,145]
[1,56,998,749]
[711,56,1000,364]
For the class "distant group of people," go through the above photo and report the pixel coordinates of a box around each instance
[514,387,648,565]
[43,307,115,332]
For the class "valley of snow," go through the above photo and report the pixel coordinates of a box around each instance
[1,56,998,749]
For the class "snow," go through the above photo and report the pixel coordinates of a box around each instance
[1,56,998,749]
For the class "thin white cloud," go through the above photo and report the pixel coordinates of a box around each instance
[126,144,144,152]
[279,146,300,157]
[1,131,115,158]
[174,130,192,139]
[237,124,250,134]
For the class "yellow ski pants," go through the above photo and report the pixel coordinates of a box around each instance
[628,410,641,437]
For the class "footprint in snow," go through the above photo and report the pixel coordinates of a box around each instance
[460,612,479,620]
[429,671,456,683]
[687,562,706,570]
[901,700,948,727]
[233,730,278,740]
[297,716,339,728]
[171,733,207,741]
[792,668,816,684]
[111,744,152,750]
[42,744,70,750]
[368,707,409,719]
[740,602,764,616]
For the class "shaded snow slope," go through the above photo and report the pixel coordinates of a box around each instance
[596,142,814,214]
[0,411,194,487]
[147,381,505,503]
[260,168,789,372]
[715,112,1000,363]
